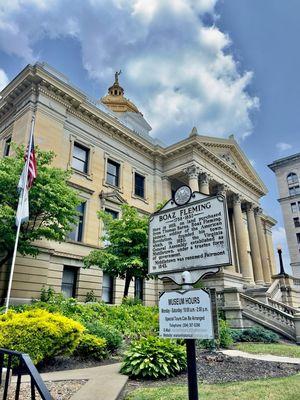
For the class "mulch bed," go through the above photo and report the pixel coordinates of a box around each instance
[37,354,122,373]
[121,350,300,399]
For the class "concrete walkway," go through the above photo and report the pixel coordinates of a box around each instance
[12,363,128,400]
[222,349,300,364]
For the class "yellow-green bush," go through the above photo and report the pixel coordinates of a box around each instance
[0,309,84,364]
[74,333,107,360]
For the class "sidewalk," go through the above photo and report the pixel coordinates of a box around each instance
[12,363,128,400]
[222,349,300,364]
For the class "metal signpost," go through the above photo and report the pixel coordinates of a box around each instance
[148,185,232,400]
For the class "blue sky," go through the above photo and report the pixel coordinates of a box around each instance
[0,0,298,270]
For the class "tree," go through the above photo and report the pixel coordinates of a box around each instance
[83,204,149,298]
[0,146,80,269]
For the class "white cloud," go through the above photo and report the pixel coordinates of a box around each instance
[0,69,9,91]
[0,0,259,143]
[276,142,292,152]
[272,226,291,274]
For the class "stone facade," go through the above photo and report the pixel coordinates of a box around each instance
[269,154,300,277]
[0,62,277,305]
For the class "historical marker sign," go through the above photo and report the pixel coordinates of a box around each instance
[149,195,231,275]
[159,289,214,339]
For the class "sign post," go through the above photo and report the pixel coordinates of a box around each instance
[149,185,232,400]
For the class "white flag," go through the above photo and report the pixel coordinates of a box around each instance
[15,162,29,226]
[15,187,29,226]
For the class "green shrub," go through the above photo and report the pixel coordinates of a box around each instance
[14,292,159,339]
[85,290,98,303]
[120,336,186,379]
[74,333,107,361]
[232,326,279,343]
[218,319,234,348]
[122,297,143,306]
[84,321,123,352]
[0,309,84,365]
[197,319,233,350]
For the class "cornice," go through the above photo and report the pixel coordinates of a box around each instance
[163,137,266,196]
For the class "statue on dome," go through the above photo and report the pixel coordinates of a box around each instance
[115,70,122,84]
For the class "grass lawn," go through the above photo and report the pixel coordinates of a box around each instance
[125,374,300,400]
[235,343,300,358]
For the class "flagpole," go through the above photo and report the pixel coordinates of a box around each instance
[4,116,36,313]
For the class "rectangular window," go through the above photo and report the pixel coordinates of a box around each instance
[72,143,89,173]
[61,266,78,298]
[134,277,144,301]
[134,173,145,198]
[297,233,300,244]
[68,202,86,242]
[3,137,11,157]
[107,159,120,187]
[105,208,119,219]
[291,203,297,213]
[102,273,114,304]
[294,217,300,228]
[289,186,300,196]
[298,201,300,211]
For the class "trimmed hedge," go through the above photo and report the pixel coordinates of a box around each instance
[0,309,84,364]
[231,326,279,343]
[120,336,186,379]
[74,333,107,361]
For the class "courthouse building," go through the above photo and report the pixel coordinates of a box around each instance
[269,153,300,278]
[0,63,277,305]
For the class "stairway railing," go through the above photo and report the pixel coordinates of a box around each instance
[0,348,51,400]
[240,293,295,340]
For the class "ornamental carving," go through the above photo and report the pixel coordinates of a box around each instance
[220,152,237,169]
[183,164,200,180]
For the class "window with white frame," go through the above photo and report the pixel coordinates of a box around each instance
[134,172,145,198]
[61,266,78,298]
[102,273,114,304]
[106,159,120,187]
[72,142,89,173]
[68,202,86,242]
[291,202,297,213]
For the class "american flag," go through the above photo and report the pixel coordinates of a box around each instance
[25,135,37,188]
[16,130,37,226]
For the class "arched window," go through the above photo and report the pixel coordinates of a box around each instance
[287,172,298,185]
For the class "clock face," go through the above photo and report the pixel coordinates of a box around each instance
[174,185,192,206]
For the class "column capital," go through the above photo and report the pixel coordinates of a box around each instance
[245,202,256,212]
[199,171,212,185]
[232,193,243,205]
[254,206,263,216]
[161,175,171,182]
[183,164,200,180]
[216,183,229,196]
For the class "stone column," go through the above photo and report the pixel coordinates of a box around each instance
[183,164,200,192]
[162,176,172,200]
[199,172,210,195]
[232,194,254,283]
[246,203,264,285]
[216,183,228,197]
[255,208,271,284]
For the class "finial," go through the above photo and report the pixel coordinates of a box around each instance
[115,70,122,84]
[189,126,198,137]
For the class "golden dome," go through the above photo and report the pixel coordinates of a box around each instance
[101,71,141,114]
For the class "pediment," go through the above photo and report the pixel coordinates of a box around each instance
[197,136,267,193]
[99,190,128,206]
